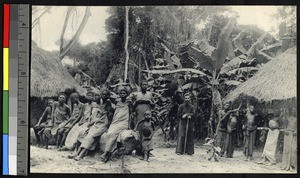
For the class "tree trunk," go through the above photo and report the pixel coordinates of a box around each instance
[124,6,130,81]
[60,7,74,56]
[59,7,91,60]
[32,9,49,29]
[208,89,215,138]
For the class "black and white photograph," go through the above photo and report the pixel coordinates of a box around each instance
[29,5,297,173]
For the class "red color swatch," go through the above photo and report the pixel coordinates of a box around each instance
[3,4,10,47]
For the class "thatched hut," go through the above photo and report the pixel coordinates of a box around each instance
[224,46,296,104]
[30,42,86,126]
[31,42,86,98]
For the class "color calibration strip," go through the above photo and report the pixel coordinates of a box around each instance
[2,4,29,175]
[9,4,19,175]
[3,4,10,175]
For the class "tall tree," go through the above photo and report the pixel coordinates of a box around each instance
[59,7,91,60]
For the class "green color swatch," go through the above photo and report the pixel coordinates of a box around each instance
[3,91,9,134]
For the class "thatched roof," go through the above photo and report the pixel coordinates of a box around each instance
[224,46,296,102]
[31,42,86,97]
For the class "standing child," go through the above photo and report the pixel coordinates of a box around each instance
[135,111,155,161]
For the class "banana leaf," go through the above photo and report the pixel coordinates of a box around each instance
[219,54,247,75]
[195,39,215,56]
[246,32,268,55]
[182,82,202,90]
[224,80,242,86]
[187,46,214,71]
[211,19,235,71]
[260,42,282,53]
[152,65,169,69]
[233,30,247,54]
[170,55,182,68]
[254,49,273,64]
[226,67,259,76]
[154,58,165,64]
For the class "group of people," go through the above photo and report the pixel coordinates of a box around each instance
[34,81,158,162]
[33,80,297,171]
[214,101,297,171]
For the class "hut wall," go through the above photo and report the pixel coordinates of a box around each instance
[30,97,46,127]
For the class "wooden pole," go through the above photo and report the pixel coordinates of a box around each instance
[124,6,130,81]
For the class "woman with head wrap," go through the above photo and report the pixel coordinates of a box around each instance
[129,80,155,129]
[257,114,280,165]
[100,88,131,162]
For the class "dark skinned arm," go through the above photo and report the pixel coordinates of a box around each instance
[49,102,57,127]
[36,107,50,126]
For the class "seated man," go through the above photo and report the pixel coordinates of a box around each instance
[57,93,84,150]
[43,93,71,149]
[33,99,54,147]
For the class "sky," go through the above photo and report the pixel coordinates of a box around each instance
[231,6,279,33]
[32,6,284,51]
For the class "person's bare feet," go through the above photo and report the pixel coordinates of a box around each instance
[74,156,82,161]
[68,153,76,159]
[100,152,107,160]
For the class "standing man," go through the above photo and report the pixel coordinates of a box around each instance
[176,93,196,155]
[216,102,230,157]
[243,103,258,161]
[130,80,155,129]
[224,111,238,158]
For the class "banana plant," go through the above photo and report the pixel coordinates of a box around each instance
[143,18,275,137]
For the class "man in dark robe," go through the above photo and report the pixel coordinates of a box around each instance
[176,93,196,155]
[243,104,258,161]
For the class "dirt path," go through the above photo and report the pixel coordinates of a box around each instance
[30,145,296,174]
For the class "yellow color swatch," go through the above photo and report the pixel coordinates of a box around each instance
[3,48,9,90]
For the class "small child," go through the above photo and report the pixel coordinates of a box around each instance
[134,111,155,161]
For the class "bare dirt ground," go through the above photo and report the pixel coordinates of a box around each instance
[30,143,296,174]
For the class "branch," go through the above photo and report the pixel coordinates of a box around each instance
[143,68,209,77]
[60,7,91,60]
[32,9,49,29]
[77,69,99,87]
